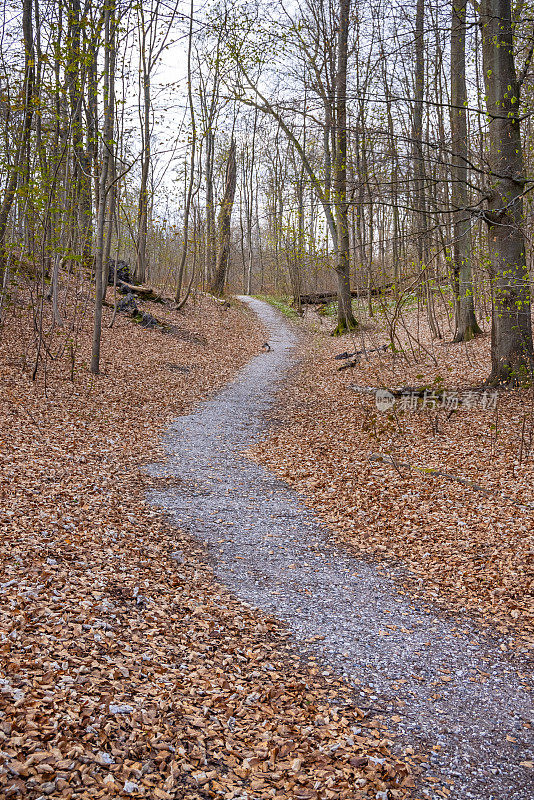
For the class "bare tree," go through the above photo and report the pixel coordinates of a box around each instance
[480,0,533,383]
[91,0,116,375]
[175,0,197,303]
[450,0,480,341]
[210,138,237,296]
[0,0,34,276]
[135,0,180,284]
[332,0,356,333]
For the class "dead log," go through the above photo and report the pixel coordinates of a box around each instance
[296,283,395,306]
[336,344,389,369]
[335,345,389,360]
[116,280,164,302]
[347,384,427,398]
[347,384,486,398]
[200,291,231,307]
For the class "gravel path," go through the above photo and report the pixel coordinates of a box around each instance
[148,297,533,800]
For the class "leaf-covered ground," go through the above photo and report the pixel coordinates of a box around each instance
[254,302,534,651]
[0,294,414,799]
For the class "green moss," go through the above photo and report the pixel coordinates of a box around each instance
[331,317,359,337]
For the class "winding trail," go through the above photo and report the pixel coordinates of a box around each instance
[148,298,533,800]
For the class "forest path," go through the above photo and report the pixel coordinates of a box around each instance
[148,298,532,800]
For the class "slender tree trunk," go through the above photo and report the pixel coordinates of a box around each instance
[413,0,440,338]
[480,0,533,384]
[382,54,400,294]
[0,0,34,275]
[210,139,236,296]
[103,160,117,293]
[136,5,151,284]
[68,0,92,268]
[294,167,305,311]
[246,108,258,295]
[175,0,196,303]
[367,201,374,318]
[332,0,357,334]
[137,82,150,284]
[205,130,216,287]
[87,39,99,225]
[450,0,481,341]
[91,1,115,375]
[256,185,264,292]
[413,0,427,270]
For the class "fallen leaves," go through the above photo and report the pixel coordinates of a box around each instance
[253,307,534,649]
[0,290,414,799]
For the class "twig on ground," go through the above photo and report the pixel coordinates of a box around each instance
[368,453,534,510]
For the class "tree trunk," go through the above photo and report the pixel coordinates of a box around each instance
[480,0,533,384]
[450,0,481,341]
[332,0,357,335]
[91,1,115,375]
[175,0,196,304]
[210,139,236,296]
[413,0,427,270]
[382,48,400,295]
[413,0,441,338]
[205,130,216,287]
[135,4,151,284]
[0,0,34,275]
[67,0,92,268]
[245,108,258,295]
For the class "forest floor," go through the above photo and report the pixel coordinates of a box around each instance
[147,296,532,800]
[0,291,415,800]
[254,297,534,647]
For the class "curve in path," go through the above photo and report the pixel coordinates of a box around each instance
[148,298,533,800]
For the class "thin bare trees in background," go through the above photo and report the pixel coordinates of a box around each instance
[135,0,180,284]
[209,0,534,380]
[0,0,188,380]
[0,0,34,282]
[2,0,534,385]
[450,0,480,342]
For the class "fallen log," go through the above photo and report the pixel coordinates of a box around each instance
[347,384,490,400]
[116,280,164,303]
[201,291,231,307]
[335,345,389,370]
[296,284,395,306]
[347,384,427,398]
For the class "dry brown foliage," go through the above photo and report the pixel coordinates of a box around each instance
[254,303,534,651]
[0,294,414,799]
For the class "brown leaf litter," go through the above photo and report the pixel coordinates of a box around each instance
[0,291,414,799]
[254,302,534,651]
